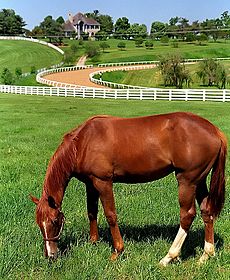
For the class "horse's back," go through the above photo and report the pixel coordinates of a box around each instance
[75,112,222,183]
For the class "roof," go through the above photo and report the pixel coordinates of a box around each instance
[63,21,75,32]
[72,12,100,25]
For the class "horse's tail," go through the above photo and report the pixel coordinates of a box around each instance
[208,130,227,218]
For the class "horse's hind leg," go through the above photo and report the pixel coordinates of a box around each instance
[86,182,100,243]
[160,180,196,266]
[196,179,215,264]
[92,177,124,260]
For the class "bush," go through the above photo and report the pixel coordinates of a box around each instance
[160,36,169,45]
[117,41,126,50]
[70,42,79,53]
[1,68,14,85]
[145,40,154,49]
[15,67,23,79]
[85,42,100,58]
[99,42,110,52]
[135,37,144,47]
[30,66,36,74]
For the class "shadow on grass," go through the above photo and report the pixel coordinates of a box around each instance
[59,223,224,260]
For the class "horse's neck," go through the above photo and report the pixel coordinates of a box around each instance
[42,145,74,207]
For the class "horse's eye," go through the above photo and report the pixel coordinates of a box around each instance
[52,218,58,225]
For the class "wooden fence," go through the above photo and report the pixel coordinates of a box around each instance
[1,84,229,102]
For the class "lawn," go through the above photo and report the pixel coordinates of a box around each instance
[0,94,229,279]
[86,39,230,65]
[0,40,63,74]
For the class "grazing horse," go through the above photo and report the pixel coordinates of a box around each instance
[31,112,227,266]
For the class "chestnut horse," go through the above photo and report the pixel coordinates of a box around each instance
[31,112,227,266]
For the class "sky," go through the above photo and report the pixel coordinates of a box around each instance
[1,0,230,31]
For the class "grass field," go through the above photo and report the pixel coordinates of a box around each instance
[0,94,229,279]
[0,40,63,74]
[100,61,230,89]
[86,39,230,65]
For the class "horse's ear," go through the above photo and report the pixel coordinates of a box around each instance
[48,196,58,209]
[30,194,39,205]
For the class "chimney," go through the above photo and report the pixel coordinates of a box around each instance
[68,13,73,23]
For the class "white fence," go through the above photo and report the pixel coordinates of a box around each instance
[1,84,229,102]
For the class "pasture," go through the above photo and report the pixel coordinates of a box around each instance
[86,39,230,65]
[0,40,63,74]
[0,94,229,279]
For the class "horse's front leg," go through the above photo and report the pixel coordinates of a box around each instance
[92,177,124,260]
[86,182,99,243]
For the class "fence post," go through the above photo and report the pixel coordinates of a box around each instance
[154,90,157,101]
[169,90,172,101]
[126,89,129,100]
[223,90,226,102]
[83,88,85,98]
[140,89,143,100]
[203,90,206,101]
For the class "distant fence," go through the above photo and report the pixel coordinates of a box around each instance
[1,84,229,102]
[0,36,64,55]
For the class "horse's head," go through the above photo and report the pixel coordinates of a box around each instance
[30,195,65,259]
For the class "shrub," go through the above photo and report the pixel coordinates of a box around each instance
[160,36,169,45]
[15,67,23,79]
[135,37,144,47]
[99,42,110,52]
[145,40,154,49]
[85,42,100,58]
[117,41,126,50]
[1,68,14,85]
[30,66,36,74]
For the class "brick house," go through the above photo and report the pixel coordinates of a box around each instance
[63,12,100,39]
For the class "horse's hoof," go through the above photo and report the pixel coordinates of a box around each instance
[110,252,119,261]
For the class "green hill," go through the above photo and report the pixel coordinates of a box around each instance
[0,40,63,74]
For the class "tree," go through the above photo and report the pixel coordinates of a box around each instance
[160,35,169,45]
[114,17,130,39]
[135,37,144,47]
[158,55,191,88]
[117,41,126,50]
[1,68,14,85]
[145,40,154,49]
[197,33,208,45]
[15,67,22,79]
[197,59,227,88]
[84,42,100,58]
[128,23,147,39]
[38,15,63,42]
[99,42,110,52]
[0,9,26,35]
[150,21,166,35]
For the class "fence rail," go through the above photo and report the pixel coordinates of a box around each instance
[1,84,229,102]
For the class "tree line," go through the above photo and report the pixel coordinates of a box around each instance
[1,8,230,41]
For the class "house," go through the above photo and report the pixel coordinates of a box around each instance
[63,12,100,39]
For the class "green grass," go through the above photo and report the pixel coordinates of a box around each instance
[0,94,229,279]
[101,61,230,89]
[86,39,230,65]
[0,40,63,75]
